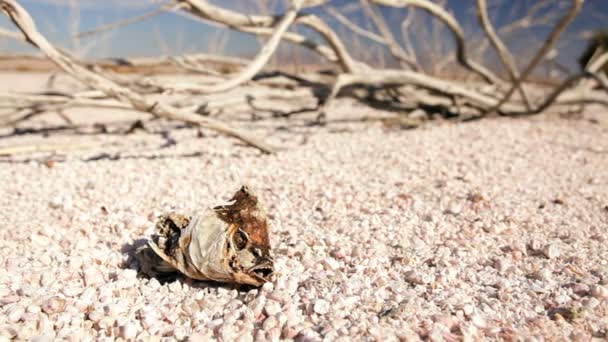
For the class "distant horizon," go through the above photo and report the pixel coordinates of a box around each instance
[1,0,607,76]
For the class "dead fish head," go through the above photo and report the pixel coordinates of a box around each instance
[217,186,274,286]
[143,186,274,287]
[227,226,274,284]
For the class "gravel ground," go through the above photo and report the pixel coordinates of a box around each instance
[1,113,608,341]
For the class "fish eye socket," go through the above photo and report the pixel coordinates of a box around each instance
[233,230,248,250]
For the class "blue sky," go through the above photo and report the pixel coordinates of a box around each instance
[1,0,607,73]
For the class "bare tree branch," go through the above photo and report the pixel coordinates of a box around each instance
[490,0,584,113]
[358,0,418,70]
[0,26,23,40]
[171,0,303,94]
[371,0,500,84]
[323,5,385,45]
[75,2,185,39]
[476,0,531,110]
[0,0,276,153]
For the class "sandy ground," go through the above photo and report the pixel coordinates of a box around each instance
[1,72,608,341]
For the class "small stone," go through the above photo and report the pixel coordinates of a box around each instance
[49,196,63,209]
[97,316,115,330]
[263,316,278,331]
[463,304,474,316]
[297,328,321,340]
[0,295,20,305]
[41,297,66,314]
[493,259,510,273]
[83,267,104,287]
[404,270,424,285]
[7,305,25,323]
[29,334,54,342]
[261,282,274,293]
[119,323,138,340]
[535,269,552,282]
[147,278,161,289]
[265,301,281,316]
[447,202,462,215]
[313,299,330,315]
[120,269,138,281]
[168,281,182,293]
[471,315,487,328]
[571,283,590,295]
[408,109,427,120]
[583,297,600,309]
[432,314,455,328]
[542,243,560,259]
[266,327,280,342]
[104,304,124,316]
[174,327,187,341]
[26,305,41,313]
[0,326,17,339]
[529,239,543,252]
[87,310,104,323]
[207,318,223,330]
[590,285,608,300]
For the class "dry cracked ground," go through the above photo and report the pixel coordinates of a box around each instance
[1,98,608,341]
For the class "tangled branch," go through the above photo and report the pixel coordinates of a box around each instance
[0,0,606,155]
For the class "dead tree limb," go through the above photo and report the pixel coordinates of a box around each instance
[490,0,584,113]
[476,0,531,110]
[323,5,385,45]
[180,0,360,72]
[358,0,418,70]
[0,0,276,153]
[75,2,185,39]
[171,0,303,94]
[1,0,605,146]
[400,8,418,68]
[371,0,500,84]
[503,72,608,117]
[0,26,23,40]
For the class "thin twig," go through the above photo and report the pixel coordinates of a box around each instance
[371,0,500,84]
[174,0,303,94]
[476,0,531,110]
[489,0,584,113]
[0,0,276,153]
[74,2,185,39]
[323,6,385,44]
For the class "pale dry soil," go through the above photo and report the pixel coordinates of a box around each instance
[0,73,608,341]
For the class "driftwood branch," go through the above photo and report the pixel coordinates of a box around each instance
[358,0,418,70]
[0,0,606,153]
[74,2,185,39]
[0,0,276,153]
[490,0,584,113]
[172,0,303,94]
[475,0,531,110]
[371,0,500,84]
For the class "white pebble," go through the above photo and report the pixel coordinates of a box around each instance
[542,243,560,259]
[49,196,63,209]
[471,315,487,328]
[535,268,553,282]
[7,305,25,323]
[265,301,281,316]
[83,267,104,287]
[590,285,608,300]
[463,304,475,316]
[447,202,462,215]
[313,299,330,315]
[119,323,138,340]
